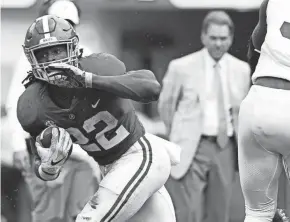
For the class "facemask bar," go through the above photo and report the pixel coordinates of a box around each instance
[23,36,79,85]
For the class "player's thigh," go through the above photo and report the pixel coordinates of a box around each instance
[245,86,290,155]
[128,186,176,222]
[100,134,171,205]
[77,135,171,222]
[238,89,283,216]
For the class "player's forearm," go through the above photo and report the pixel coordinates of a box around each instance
[252,24,266,51]
[90,70,161,102]
[247,36,260,73]
[251,0,268,50]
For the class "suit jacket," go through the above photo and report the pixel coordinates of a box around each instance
[158,48,251,180]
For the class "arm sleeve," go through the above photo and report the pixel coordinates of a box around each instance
[91,69,161,102]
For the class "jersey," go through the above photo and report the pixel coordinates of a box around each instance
[17,54,145,165]
[253,0,290,82]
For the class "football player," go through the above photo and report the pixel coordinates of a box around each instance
[17,15,178,222]
[239,0,290,221]
[6,1,100,222]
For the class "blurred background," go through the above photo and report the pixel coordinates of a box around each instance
[1,0,289,222]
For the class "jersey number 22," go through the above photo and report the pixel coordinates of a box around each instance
[66,111,130,151]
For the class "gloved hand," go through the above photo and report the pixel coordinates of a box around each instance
[36,127,73,178]
[48,63,87,88]
[48,53,126,89]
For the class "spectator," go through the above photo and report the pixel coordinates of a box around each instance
[158,10,251,222]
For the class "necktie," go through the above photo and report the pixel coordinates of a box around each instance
[214,64,228,148]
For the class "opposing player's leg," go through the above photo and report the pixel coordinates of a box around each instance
[76,134,173,222]
[238,85,290,222]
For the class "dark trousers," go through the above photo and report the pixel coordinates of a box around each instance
[166,136,236,222]
[1,165,23,222]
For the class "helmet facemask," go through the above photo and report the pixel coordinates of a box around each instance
[23,36,79,87]
[23,15,80,88]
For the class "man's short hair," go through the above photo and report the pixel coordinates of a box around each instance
[202,11,234,35]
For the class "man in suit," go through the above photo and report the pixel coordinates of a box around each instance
[158,11,251,222]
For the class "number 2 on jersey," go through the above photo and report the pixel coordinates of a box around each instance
[66,111,130,151]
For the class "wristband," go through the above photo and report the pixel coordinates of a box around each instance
[84,72,93,88]
[38,165,60,181]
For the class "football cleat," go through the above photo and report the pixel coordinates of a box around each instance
[273,209,289,222]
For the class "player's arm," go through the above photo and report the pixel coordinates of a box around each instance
[49,53,161,103]
[27,136,61,181]
[25,128,73,181]
[248,0,269,71]
[90,69,161,103]
[17,95,72,181]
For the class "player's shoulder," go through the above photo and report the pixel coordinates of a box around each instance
[79,52,126,76]
[17,81,46,135]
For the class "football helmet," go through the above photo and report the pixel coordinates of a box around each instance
[23,15,79,86]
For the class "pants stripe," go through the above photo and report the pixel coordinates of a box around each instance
[101,136,153,222]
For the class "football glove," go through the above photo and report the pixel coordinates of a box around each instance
[48,53,126,88]
[36,127,72,179]
[47,63,89,88]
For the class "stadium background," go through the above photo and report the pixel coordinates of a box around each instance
[1,0,289,221]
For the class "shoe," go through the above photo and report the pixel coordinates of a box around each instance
[273,209,289,222]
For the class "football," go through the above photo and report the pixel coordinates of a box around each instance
[39,126,59,148]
